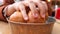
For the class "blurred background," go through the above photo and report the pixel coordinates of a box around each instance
[0,0,60,34]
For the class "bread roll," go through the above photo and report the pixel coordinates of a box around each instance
[9,11,25,22]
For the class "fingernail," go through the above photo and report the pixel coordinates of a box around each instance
[41,14,45,18]
[24,17,28,20]
[33,13,38,18]
[42,15,45,18]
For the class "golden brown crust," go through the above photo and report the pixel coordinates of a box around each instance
[9,11,26,22]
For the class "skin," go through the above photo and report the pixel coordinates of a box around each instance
[27,2,42,23]
[3,0,48,21]
[22,0,48,18]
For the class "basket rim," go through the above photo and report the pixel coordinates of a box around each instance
[8,20,55,25]
[7,16,55,25]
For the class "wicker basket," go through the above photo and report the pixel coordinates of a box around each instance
[8,16,55,34]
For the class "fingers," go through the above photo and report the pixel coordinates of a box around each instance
[11,0,48,20]
[35,1,46,18]
[21,1,29,7]
[41,1,48,11]
[13,2,20,11]
[28,1,39,18]
[19,2,28,20]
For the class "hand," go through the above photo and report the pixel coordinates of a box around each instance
[6,2,28,20]
[6,0,48,21]
[22,0,48,18]
[30,0,48,18]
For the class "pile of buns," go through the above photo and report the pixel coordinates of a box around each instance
[9,1,48,23]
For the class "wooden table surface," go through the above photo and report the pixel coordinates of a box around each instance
[0,21,60,34]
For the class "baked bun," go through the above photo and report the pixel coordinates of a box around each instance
[9,11,25,22]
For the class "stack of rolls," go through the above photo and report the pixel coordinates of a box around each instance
[9,1,48,23]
